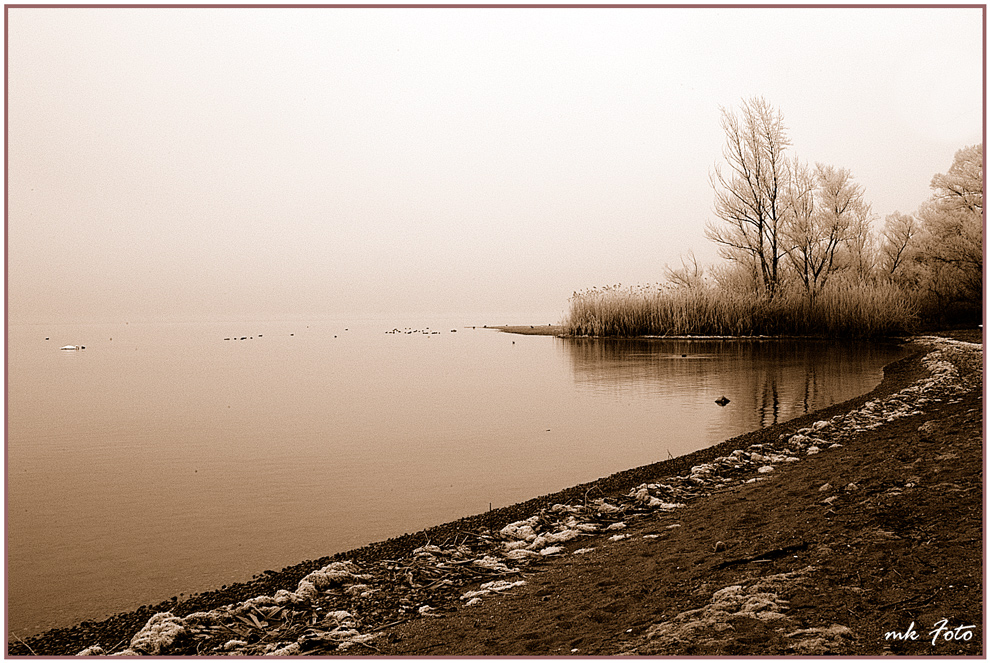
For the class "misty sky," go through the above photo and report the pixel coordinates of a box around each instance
[6,6,983,324]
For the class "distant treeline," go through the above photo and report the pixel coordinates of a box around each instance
[565,97,983,338]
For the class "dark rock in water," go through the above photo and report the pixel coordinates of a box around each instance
[715,396,730,406]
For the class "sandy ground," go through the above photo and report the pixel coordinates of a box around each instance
[8,330,982,657]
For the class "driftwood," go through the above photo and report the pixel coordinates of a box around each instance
[716,542,811,569]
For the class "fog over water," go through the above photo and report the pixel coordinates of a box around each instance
[6,6,983,325]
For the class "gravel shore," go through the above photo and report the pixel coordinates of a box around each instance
[8,330,982,656]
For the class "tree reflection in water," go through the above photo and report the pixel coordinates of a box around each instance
[558,337,907,434]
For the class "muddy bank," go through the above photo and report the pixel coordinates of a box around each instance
[8,331,981,656]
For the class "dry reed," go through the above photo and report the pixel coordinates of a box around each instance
[564,282,918,338]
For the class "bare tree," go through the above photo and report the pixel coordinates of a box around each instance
[783,161,870,300]
[911,145,984,318]
[930,144,983,215]
[838,204,877,284]
[782,159,819,297]
[664,250,706,289]
[916,201,983,307]
[878,212,918,278]
[707,97,791,297]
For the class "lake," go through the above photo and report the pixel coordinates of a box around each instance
[6,319,908,637]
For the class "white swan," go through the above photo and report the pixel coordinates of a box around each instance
[60,345,79,351]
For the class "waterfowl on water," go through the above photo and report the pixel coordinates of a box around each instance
[715,396,730,406]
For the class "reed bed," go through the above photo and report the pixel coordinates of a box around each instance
[564,282,918,338]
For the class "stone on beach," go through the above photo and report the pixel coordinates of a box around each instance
[120,612,187,656]
[499,516,540,541]
[505,548,540,560]
[460,579,527,601]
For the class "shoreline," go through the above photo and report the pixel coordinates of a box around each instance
[492,324,979,341]
[8,330,982,656]
[374,331,982,656]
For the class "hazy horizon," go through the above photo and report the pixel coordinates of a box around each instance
[6,6,984,325]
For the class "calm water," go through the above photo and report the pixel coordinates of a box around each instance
[6,320,907,637]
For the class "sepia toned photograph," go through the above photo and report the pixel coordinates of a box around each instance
[5,3,983,657]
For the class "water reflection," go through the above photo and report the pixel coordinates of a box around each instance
[559,337,906,430]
